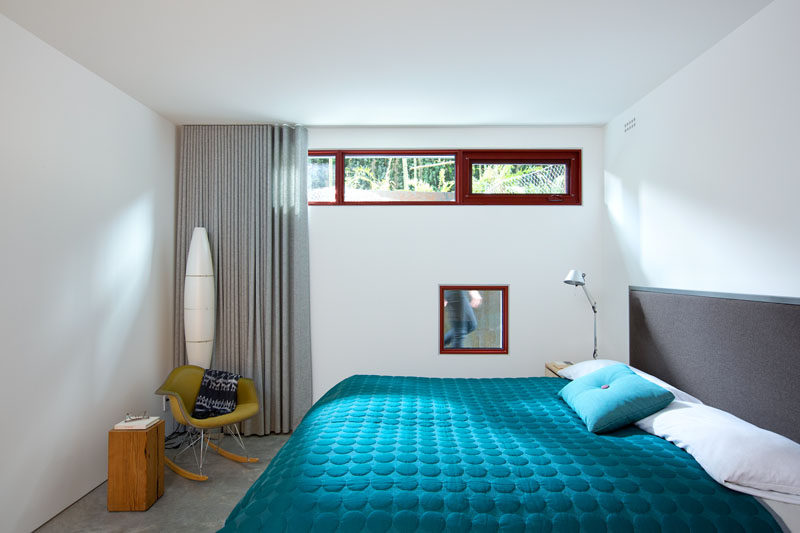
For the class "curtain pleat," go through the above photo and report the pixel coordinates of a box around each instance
[174,125,312,435]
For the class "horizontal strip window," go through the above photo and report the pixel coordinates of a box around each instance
[308,149,581,205]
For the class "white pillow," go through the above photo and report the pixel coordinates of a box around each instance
[628,368,703,405]
[557,359,619,379]
[557,359,703,404]
[636,401,800,504]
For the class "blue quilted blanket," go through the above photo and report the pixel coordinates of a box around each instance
[222,375,780,532]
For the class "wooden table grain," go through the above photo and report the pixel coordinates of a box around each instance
[107,419,164,511]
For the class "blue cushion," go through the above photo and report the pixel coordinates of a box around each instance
[558,364,674,433]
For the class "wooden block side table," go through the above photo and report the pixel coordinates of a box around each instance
[108,419,165,511]
[545,361,573,378]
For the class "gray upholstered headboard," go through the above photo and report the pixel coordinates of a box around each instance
[629,286,800,444]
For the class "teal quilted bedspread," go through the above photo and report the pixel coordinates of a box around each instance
[222,375,780,532]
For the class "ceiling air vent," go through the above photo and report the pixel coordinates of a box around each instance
[624,117,636,133]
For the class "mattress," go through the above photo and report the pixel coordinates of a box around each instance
[222,375,780,532]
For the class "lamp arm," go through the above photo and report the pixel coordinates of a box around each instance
[581,284,599,359]
[581,285,597,313]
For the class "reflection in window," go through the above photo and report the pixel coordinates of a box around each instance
[308,155,336,202]
[440,285,508,354]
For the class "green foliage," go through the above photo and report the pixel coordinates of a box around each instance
[308,157,565,197]
[347,165,387,190]
[472,164,566,194]
[344,156,455,192]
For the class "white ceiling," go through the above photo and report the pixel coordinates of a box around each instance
[0,0,771,126]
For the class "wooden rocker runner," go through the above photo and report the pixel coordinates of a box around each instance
[155,365,260,481]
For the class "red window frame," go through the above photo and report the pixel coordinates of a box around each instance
[439,285,509,355]
[308,149,581,206]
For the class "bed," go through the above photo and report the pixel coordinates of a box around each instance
[222,287,800,532]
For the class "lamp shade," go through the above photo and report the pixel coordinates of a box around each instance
[564,269,586,286]
[184,227,215,369]
[186,227,214,276]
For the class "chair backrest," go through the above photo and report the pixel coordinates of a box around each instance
[155,365,206,420]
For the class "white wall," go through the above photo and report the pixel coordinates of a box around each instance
[0,15,176,533]
[601,0,800,357]
[308,126,609,401]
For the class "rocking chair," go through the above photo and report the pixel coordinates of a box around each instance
[155,365,260,481]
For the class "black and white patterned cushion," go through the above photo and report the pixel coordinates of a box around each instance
[192,369,241,419]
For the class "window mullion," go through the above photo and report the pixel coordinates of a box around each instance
[335,151,345,204]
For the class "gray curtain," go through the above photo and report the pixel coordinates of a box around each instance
[174,124,312,435]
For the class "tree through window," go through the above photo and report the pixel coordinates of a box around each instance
[308,149,581,205]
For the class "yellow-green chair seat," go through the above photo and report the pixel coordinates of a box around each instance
[155,365,259,429]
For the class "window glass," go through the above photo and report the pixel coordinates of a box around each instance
[307,149,580,205]
[471,163,567,194]
[344,154,455,202]
[308,156,336,202]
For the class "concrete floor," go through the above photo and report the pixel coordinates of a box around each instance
[36,434,290,533]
